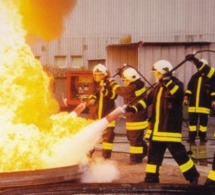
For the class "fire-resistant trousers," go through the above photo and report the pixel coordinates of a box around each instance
[145,141,199,183]
[102,127,115,159]
[127,129,147,163]
[188,113,208,141]
[205,152,215,186]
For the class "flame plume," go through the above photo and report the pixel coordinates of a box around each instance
[16,0,77,40]
[0,0,95,172]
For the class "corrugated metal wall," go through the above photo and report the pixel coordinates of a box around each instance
[138,43,214,87]
[30,0,215,65]
[106,42,215,88]
[106,42,215,107]
[28,0,215,105]
[64,0,215,41]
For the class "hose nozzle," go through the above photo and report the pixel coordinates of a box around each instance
[105,106,125,123]
[69,102,87,117]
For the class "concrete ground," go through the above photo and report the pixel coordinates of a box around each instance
[94,115,215,184]
[1,116,215,194]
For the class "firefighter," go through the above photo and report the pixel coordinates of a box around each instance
[185,54,215,186]
[87,64,119,159]
[115,67,148,165]
[183,59,215,143]
[126,60,199,184]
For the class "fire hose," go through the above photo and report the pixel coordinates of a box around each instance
[69,102,87,117]
[69,65,130,116]
[70,50,215,160]
[125,58,188,106]
[122,49,215,157]
[113,64,153,87]
[70,58,187,117]
[126,49,215,106]
[71,49,215,116]
[194,49,215,55]
[70,62,154,116]
[71,49,215,115]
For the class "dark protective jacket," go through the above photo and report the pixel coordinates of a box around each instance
[185,71,215,114]
[115,79,148,130]
[194,60,215,82]
[193,59,215,183]
[88,78,119,126]
[144,76,184,142]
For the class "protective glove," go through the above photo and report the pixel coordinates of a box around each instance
[63,98,68,106]
[183,97,189,106]
[87,99,96,106]
[125,105,136,113]
[100,86,106,92]
[185,54,197,61]
[107,77,114,82]
[212,101,215,109]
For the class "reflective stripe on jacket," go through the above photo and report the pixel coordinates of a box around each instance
[145,77,184,142]
[184,71,215,114]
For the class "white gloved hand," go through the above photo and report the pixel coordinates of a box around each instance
[183,96,189,106]
[100,86,105,92]
[212,101,215,108]
[87,99,96,106]
[183,99,189,106]
[122,104,127,110]
[108,77,114,82]
[63,98,68,106]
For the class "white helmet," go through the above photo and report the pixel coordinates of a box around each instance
[122,67,140,82]
[200,59,208,65]
[93,64,107,76]
[152,60,173,74]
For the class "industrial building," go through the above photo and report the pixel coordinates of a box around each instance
[29,0,215,107]
[0,1,215,193]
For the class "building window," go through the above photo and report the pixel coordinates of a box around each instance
[71,56,83,69]
[55,56,66,68]
[88,59,105,70]
[35,56,41,60]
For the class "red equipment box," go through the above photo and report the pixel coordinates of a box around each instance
[65,70,95,109]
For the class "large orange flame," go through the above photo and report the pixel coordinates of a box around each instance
[16,0,77,40]
[0,0,93,172]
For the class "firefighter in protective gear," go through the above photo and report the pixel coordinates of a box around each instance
[185,54,215,186]
[183,59,215,143]
[88,64,119,159]
[127,60,199,184]
[115,67,148,165]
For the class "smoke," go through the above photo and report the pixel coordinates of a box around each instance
[16,0,77,40]
[80,158,120,183]
[42,116,120,183]
[42,118,109,168]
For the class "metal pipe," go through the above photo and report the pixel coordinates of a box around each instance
[69,102,87,117]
